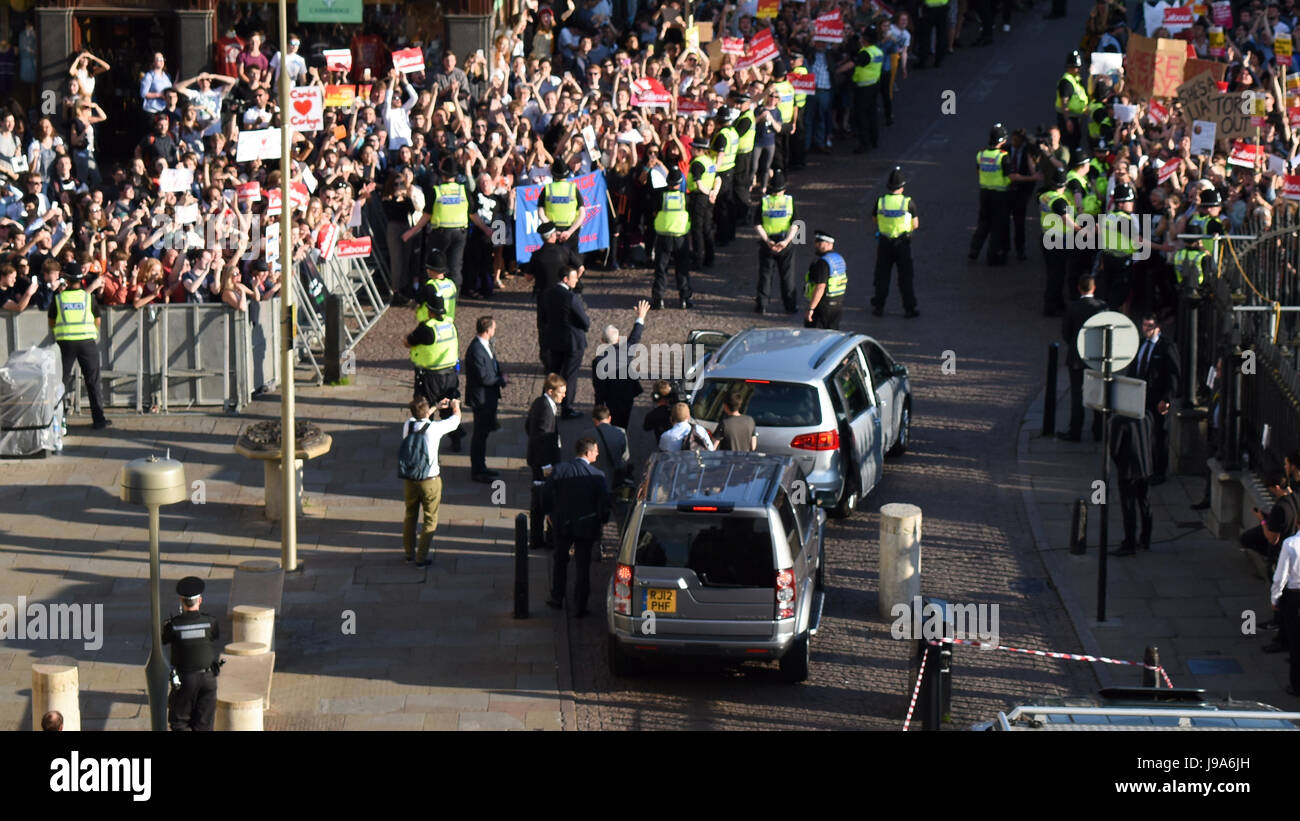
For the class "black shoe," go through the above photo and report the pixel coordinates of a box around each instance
[754,301,765,314]
[1192,500,1211,511]
[404,554,415,563]
[575,608,590,618]
[1259,619,1280,630]
[651,298,664,310]
[545,598,563,610]
[871,306,884,317]
[1149,475,1166,486]
[92,419,112,430]
[415,558,432,568]
[450,436,462,452]
[472,473,495,483]
[1110,545,1137,557]
[680,299,694,309]
[561,408,583,420]
[1263,640,1287,653]
[904,309,920,319]
[1056,432,1081,442]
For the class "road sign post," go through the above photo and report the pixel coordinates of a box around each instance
[1098,326,1112,623]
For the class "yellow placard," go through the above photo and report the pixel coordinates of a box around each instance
[1277,37,1294,59]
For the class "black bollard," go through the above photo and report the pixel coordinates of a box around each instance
[1069,498,1088,555]
[324,294,344,383]
[1043,342,1060,437]
[514,513,528,619]
[1142,645,1160,687]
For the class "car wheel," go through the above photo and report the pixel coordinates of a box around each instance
[607,634,638,678]
[887,402,910,458]
[829,473,858,519]
[779,633,810,683]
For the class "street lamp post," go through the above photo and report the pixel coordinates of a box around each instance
[278,0,299,572]
[120,455,187,731]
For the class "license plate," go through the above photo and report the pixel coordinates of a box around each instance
[645,588,676,614]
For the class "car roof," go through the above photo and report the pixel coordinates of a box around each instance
[705,328,867,382]
[643,451,795,508]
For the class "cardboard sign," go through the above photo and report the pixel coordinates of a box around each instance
[235,127,282,162]
[324,84,356,108]
[1157,157,1181,183]
[1277,37,1294,60]
[720,37,745,56]
[288,85,324,132]
[1125,34,1187,99]
[1284,174,1300,200]
[1163,5,1194,34]
[630,78,672,108]
[335,237,373,258]
[1183,57,1226,83]
[1190,119,1217,155]
[736,29,779,71]
[791,72,816,94]
[1211,0,1232,26]
[1228,140,1262,168]
[391,47,425,74]
[814,12,845,44]
[1179,72,1253,142]
[696,22,714,42]
[159,168,193,193]
[684,25,700,52]
[756,0,779,19]
[237,181,262,202]
[323,49,352,73]
[1208,27,1225,57]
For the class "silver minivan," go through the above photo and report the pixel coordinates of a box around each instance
[683,328,912,517]
[606,451,826,682]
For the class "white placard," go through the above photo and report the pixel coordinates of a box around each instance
[1144,0,1171,37]
[1090,52,1124,77]
[348,201,363,228]
[582,125,598,150]
[288,86,324,133]
[1269,153,1288,176]
[1190,120,1217,156]
[174,203,199,224]
[235,128,282,162]
[1113,103,1138,123]
[301,165,318,193]
[159,168,193,193]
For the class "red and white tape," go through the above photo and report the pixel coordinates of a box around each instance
[901,644,930,732]
[944,638,1175,687]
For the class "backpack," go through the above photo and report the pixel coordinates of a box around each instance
[680,424,709,452]
[398,421,431,480]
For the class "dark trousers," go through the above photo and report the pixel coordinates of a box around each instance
[1057,112,1084,153]
[607,397,633,430]
[873,236,917,312]
[413,366,464,445]
[1149,408,1169,479]
[789,107,808,166]
[852,83,879,150]
[1117,476,1152,549]
[465,235,496,296]
[58,338,106,425]
[1281,589,1300,691]
[687,192,715,266]
[1044,247,1070,313]
[168,669,217,731]
[806,298,843,330]
[1065,365,1103,438]
[430,227,467,292]
[757,241,797,311]
[548,348,583,415]
[470,398,498,474]
[1241,524,1282,568]
[917,5,950,65]
[732,152,753,223]
[551,529,596,609]
[1100,254,1132,309]
[714,168,737,243]
[530,466,554,549]
[653,234,692,302]
[970,188,1010,263]
[1009,184,1032,257]
[972,0,995,40]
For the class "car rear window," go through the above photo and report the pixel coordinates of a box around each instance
[691,379,822,428]
[633,513,774,588]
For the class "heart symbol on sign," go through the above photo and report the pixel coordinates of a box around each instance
[293,99,312,116]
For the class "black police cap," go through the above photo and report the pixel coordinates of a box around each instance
[176,577,205,598]
[425,248,448,274]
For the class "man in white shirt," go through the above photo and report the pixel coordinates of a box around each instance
[1270,506,1300,694]
[269,34,309,86]
[383,69,418,152]
[400,396,462,567]
[659,401,716,452]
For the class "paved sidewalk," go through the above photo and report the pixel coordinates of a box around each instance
[0,362,573,731]
[1019,376,1299,706]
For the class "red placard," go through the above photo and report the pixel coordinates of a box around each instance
[720,37,745,55]
[323,49,352,73]
[265,181,310,216]
[676,97,709,114]
[324,84,356,108]
[237,181,262,201]
[1289,107,1300,127]
[1211,0,1232,26]
[391,47,425,74]
[1228,140,1262,168]
[1157,157,1181,183]
[813,12,844,44]
[736,29,779,71]
[335,237,373,258]
[631,78,672,108]
[756,0,779,19]
[791,72,816,94]
[1148,99,1169,122]
[315,223,339,260]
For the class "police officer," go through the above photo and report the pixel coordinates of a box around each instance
[1184,186,1225,237]
[730,93,757,230]
[1056,51,1090,153]
[1099,183,1140,309]
[755,171,798,315]
[1040,166,1078,316]
[915,0,951,69]
[416,248,457,324]
[405,288,464,450]
[805,230,847,329]
[542,161,589,252]
[48,263,109,430]
[970,123,1012,266]
[1065,150,1102,290]
[162,577,219,731]
[1087,80,1115,149]
[770,63,797,170]
[711,108,740,245]
[402,159,474,293]
[1174,234,1214,296]
[872,166,920,319]
[686,137,720,268]
[841,28,884,154]
[652,168,693,309]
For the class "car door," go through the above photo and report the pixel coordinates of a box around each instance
[861,341,897,449]
[828,354,878,494]
[683,329,732,398]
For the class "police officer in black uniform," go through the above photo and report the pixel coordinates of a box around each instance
[162,576,220,731]
[805,230,847,330]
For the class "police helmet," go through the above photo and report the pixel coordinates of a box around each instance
[551,161,570,180]
[1066,50,1083,69]
[1113,184,1136,203]
[771,60,788,79]
[425,248,448,274]
[812,229,835,244]
[420,286,447,319]
[714,106,733,123]
[1071,149,1093,167]
[1048,167,1069,187]
[1200,187,1223,207]
[767,171,787,193]
[61,262,84,285]
[887,166,906,189]
[666,167,684,187]
[439,158,460,179]
[989,123,1008,146]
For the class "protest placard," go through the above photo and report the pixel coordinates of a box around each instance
[235,128,282,162]
[1208,27,1225,57]
[1179,72,1253,141]
[1284,175,1300,200]
[336,237,373,258]
[630,78,672,108]
[1163,5,1194,33]
[814,12,844,44]
[288,85,324,132]
[237,181,261,202]
[324,84,356,107]
[1149,99,1170,122]
[1228,140,1262,168]
[323,49,352,72]
[1277,37,1293,60]
[1125,35,1187,99]
[791,72,816,94]
[757,0,779,18]
[159,168,192,193]
[1268,153,1289,175]
[736,29,779,70]
[720,37,745,55]
[1113,103,1138,123]
[1211,0,1232,25]
[1157,157,1181,183]
[391,47,425,74]
[1190,119,1217,155]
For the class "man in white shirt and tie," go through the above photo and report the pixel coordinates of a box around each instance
[1268,506,1300,695]
[1128,313,1180,484]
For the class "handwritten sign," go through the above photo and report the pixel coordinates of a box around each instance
[324,84,356,108]
[288,85,324,132]
[323,49,352,73]
[1179,71,1253,142]
[1125,34,1186,99]
[391,47,425,74]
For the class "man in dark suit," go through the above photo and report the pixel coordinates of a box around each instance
[1127,313,1181,484]
[539,266,590,419]
[592,299,650,429]
[525,373,566,482]
[589,404,634,537]
[1006,129,1039,262]
[1059,275,1108,442]
[543,437,612,616]
[1109,411,1154,556]
[528,222,585,368]
[463,315,506,483]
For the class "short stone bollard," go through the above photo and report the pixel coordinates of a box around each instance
[32,661,80,731]
[215,692,263,731]
[227,559,284,618]
[878,503,923,619]
[232,605,275,652]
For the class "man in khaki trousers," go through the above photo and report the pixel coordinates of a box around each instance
[400,397,462,567]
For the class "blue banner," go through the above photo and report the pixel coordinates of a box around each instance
[514,170,610,264]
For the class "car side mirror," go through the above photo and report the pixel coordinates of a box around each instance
[891,363,908,377]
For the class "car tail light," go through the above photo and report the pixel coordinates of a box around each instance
[790,429,839,451]
[614,563,633,615]
[776,567,795,619]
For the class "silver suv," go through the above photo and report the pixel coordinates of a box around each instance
[606,451,826,683]
[683,327,912,517]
